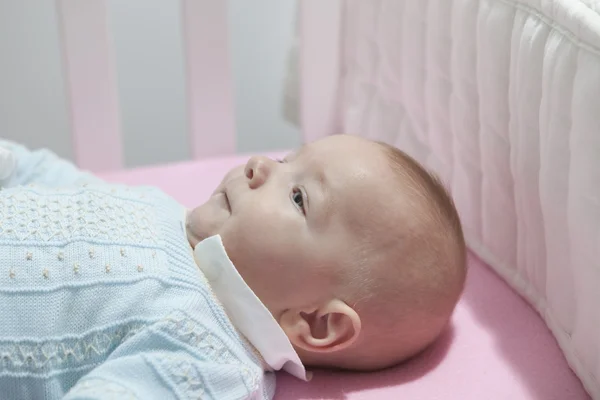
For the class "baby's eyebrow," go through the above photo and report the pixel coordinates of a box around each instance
[291,144,307,159]
[316,168,327,191]
[313,168,334,226]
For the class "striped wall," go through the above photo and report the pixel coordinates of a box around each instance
[0,0,300,172]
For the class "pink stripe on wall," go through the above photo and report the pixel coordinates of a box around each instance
[57,0,123,172]
[300,0,342,143]
[182,0,236,159]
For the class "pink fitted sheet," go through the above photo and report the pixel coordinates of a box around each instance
[98,154,589,400]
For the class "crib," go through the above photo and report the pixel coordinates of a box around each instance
[3,0,600,399]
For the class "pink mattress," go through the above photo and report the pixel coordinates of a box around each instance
[98,154,589,400]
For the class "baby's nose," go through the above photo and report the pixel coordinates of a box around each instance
[244,156,274,189]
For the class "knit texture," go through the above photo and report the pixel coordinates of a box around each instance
[0,141,275,400]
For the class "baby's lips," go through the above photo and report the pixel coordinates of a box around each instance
[209,179,227,197]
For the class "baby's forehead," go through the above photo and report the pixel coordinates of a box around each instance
[300,138,390,178]
[301,143,404,209]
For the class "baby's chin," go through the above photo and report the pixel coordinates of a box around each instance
[186,192,230,248]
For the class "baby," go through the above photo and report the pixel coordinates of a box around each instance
[0,134,466,399]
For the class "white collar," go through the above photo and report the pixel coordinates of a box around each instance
[192,235,309,381]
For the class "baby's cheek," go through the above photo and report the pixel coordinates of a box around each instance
[219,226,272,295]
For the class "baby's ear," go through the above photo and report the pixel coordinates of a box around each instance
[279,299,361,354]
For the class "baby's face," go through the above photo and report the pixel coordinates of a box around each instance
[187,135,397,316]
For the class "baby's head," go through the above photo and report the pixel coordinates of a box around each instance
[187,134,466,371]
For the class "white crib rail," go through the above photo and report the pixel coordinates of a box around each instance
[57,0,235,172]
[299,0,342,143]
[181,0,235,160]
[57,0,123,171]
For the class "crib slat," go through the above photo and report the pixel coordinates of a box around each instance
[57,0,123,172]
[300,0,342,143]
[182,0,236,159]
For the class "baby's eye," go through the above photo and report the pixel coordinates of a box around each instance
[276,158,285,163]
[291,188,306,214]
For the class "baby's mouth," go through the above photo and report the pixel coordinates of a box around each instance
[220,189,231,212]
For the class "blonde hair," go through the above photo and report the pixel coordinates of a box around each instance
[378,141,467,293]
[334,142,467,371]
